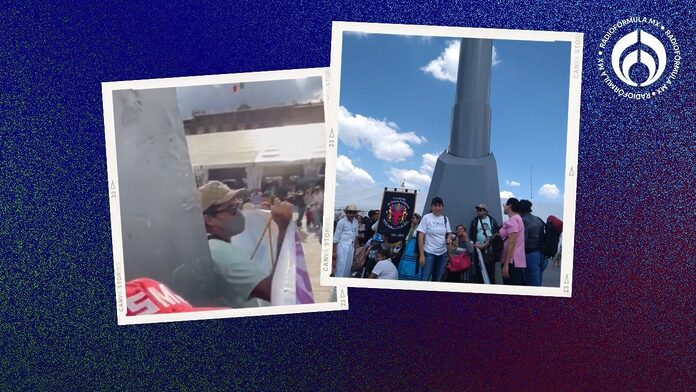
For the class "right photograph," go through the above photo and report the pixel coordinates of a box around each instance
[322,22,582,296]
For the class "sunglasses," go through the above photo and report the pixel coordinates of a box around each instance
[476,208,487,212]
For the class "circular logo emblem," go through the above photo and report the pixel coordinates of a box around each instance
[383,198,410,231]
[598,17,681,99]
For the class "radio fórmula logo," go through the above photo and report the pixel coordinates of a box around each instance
[598,17,681,100]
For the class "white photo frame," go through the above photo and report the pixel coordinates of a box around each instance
[103,68,349,325]
[321,22,582,297]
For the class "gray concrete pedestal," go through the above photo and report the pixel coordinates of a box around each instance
[424,151,503,230]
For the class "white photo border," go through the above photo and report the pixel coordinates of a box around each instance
[320,22,582,298]
[102,68,349,325]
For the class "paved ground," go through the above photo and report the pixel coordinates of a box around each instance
[488,257,561,287]
[295,214,333,304]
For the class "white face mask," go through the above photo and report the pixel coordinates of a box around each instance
[222,211,245,238]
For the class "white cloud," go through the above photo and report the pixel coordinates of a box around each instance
[387,168,432,190]
[404,35,433,44]
[506,179,521,187]
[538,184,561,199]
[500,191,516,199]
[386,153,439,190]
[345,31,369,38]
[336,155,375,185]
[492,46,502,66]
[421,40,461,82]
[338,106,426,162]
[421,41,502,82]
[420,153,439,175]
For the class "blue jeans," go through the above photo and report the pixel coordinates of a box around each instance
[420,251,448,282]
[525,250,548,287]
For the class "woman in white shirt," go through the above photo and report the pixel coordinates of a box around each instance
[332,203,360,278]
[417,197,453,281]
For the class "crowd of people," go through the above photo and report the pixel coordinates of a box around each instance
[332,196,562,287]
[247,181,325,234]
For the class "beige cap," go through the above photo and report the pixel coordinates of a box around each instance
[345,203,358,212]
[476,203,489,211]
[198,181,248,212]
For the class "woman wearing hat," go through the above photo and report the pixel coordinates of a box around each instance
[332,203,360,278]
[417,197,453,281]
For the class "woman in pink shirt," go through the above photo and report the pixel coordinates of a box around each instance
[500,198,526,285]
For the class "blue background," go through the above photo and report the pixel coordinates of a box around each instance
[1,1,693,390]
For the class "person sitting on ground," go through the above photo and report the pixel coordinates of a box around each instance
[444,224,477,283]
[369,249,398,280]
[363,233,388,278]
[198,181,294,308]
[381,232,403,268]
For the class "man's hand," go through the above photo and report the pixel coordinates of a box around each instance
[419,254,426,267]
[502,263,510,279]
[271,198,293,228]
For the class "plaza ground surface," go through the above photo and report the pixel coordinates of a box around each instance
[296,213,333,304]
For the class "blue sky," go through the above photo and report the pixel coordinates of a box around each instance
[334,32,571,218]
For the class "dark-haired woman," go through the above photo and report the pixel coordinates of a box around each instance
[397,213,422,280]
[444,224,476,283]
[500,198,526,285]
[417,197,452,281]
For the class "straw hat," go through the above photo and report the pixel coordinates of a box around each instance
[345,203,358,212]
[198,181,248,212]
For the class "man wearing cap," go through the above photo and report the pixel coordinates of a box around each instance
[198,180,294,308]
[332,203,360,278]
[469,203,500,284]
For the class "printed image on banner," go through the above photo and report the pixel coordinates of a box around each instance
[376,189,417,242]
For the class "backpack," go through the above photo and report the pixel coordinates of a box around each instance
[541,216,563,257]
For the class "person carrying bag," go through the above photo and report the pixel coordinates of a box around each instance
[397,213,422,280]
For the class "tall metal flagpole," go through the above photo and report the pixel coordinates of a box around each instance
[423,38,503,227]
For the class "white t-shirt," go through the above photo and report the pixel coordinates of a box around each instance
[475,216,493,245]
[417,213,452,255]
[372,259,398,280]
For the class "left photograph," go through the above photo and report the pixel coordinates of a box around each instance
[103,69,348,325]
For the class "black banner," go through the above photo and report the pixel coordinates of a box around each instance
[376,188,417,242]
